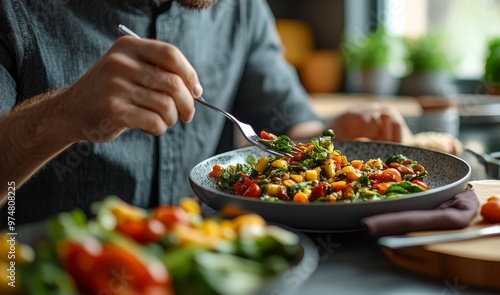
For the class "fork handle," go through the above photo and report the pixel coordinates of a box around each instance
[195,97,239,124]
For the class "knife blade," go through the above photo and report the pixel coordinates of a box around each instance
[378,225,500,249]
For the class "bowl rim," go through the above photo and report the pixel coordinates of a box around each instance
[189,141,472,207]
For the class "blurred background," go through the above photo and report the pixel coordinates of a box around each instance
[261,0,500,179]
[268,0,500,95]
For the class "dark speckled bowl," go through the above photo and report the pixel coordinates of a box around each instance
[189,141,471,232]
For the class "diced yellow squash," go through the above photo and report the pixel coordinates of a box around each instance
[305,169,318,181]
[336,166,361,182]
[231,214,267,231]
[302,188,312,197]
[266,183,282,197]
[254,157,269,173]
[289,174,303,183]
[271,159,288,168]
[219,220,237,240]
[201,218,221,237]
[330,180,347,191]
[366,158,383,169]
[283,179,296,188]
[324,159,335,178]
[331,150,343,164]
[351,160,363,169]
[180,197,202,214]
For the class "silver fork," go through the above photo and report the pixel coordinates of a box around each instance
[117,24,296,158]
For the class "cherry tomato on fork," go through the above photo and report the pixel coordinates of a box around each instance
[260,130,277,140]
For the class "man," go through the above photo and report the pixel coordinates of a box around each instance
[0,0,411,225]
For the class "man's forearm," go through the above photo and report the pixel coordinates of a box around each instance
[0,89,76,203]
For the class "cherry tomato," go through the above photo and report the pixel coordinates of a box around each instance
[276,185,290,201]
[480,197,500,223]
[243,176,255,187]
[209,164,225,179]
[58,237,103,289]
[95,244,172,294]
[310,182,331,199]
[260,130,277,140]
[115,218,167,244]
[411,179,430,190]
[291,151,305,162]
[242,183,262,198]
[232,183,247,195]
[153,205,191,229]
[59,239,173,295]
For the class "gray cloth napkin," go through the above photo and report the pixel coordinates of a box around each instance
[361,189,480,238]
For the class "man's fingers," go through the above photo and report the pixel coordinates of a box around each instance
[127,86,181,127]
[116,103,169,136]
[120,37,203,98]
[122,60,195,124]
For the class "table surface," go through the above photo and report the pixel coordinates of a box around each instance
[286,180,500,295]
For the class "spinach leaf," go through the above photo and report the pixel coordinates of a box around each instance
[258,135,296,153]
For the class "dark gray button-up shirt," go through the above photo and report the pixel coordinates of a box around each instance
[0,0,321,225]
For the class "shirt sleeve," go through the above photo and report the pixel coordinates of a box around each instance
[231,0,323,136]
[0,0,20,115]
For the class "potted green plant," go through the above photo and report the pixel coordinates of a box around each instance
[484,37,500,95]
[342,26,405,96]
[399,32,457,96]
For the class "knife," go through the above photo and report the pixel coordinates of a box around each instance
[378,225,500,249]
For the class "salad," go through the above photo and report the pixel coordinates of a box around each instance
[209,129,430,203]
[2,197,301,295]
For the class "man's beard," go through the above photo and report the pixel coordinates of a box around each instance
[177,0,218,10]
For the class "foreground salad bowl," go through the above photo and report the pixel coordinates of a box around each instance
[190,141,471,232]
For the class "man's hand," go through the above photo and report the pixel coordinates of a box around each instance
[331,102,413,143]
[0,36,204,199]
[63,36,203,142]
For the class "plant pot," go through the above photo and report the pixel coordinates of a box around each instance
[352,69,399,96]
[399,71,457,97]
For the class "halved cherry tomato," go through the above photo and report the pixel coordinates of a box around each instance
[232,183,247,195]
[153,205,191,229]
[243,176,255,187]
[242,183,262,198]
[115,219,167,244]
[59,239,173,295]
[480,197,500,223]
[58,237,103,290]
[260,130,277,140]
[411,179,430,190]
